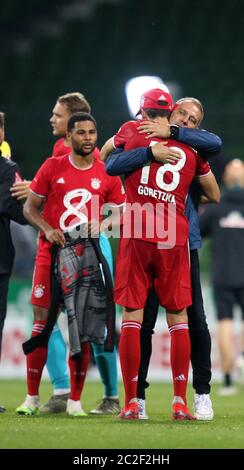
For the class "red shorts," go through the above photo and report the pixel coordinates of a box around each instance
[31,264,51,309]
[114,238,191,311]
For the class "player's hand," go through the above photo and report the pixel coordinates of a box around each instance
[10,180,31,200]
[151,142,182,164]
[137,120,171,139]
[87,219,100,237]
[45,228,65,247]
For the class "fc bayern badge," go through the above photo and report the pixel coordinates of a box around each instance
[34,284,45,298]
[91,178,101,189]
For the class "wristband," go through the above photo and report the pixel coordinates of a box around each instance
[170,125,180,139]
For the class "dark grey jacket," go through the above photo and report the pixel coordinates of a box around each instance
[200,188,244,287]
[0,157,27,274]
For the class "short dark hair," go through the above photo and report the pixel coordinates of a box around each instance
[0,112,5,129]
[144,108,171,120]
[67,112,97,132]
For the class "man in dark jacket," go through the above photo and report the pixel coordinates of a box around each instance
[200,159,244,395]
[0,155,27,411]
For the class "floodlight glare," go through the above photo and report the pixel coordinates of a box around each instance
[125,76,169,117]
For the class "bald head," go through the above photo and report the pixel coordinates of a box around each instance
[223,159,244,188]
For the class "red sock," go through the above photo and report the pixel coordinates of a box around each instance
[69,342,91,401]
[27,321,47,396]
[169,323,191,404]
[119,321,141,406]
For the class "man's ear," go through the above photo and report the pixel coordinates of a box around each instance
[66,131,72,142]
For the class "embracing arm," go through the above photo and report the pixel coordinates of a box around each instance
[100,137,115,162]
[106,147,151,175]
[105,143,182,176]
[138,120,222,156]
[176,128,222,155]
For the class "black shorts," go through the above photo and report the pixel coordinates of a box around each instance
[213,285,244,320]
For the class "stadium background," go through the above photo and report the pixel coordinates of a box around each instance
[1,0,244,380]
[1,0,244,177]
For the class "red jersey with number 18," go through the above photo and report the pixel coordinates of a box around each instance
[114,120,210,246]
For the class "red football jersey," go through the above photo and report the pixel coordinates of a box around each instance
[114,120,210,246]
[30,154,125,265]
[52,137,100,160]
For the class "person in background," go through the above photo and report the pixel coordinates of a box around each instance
[200,159,244,395]
[0,112,11,159]
[11,222,36,278]
[11,93,121,415]
[0,152,28,412]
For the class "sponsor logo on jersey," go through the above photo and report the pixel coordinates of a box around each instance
[56,177,65,184]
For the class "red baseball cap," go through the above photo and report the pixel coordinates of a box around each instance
[136,88,173,115]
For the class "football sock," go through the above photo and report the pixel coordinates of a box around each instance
[224,373,232,387]
[119,321,141,406]
[169,323,190,404]
[91,343,118,397]
[96,233,118,397]
[69,342,91,401]
[46,323,70,391]
[27,321,48,396]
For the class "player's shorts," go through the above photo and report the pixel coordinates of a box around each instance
[114,238,191,311]
[213,285,244,320]
[31,234,113,309]
[31,264,51,309]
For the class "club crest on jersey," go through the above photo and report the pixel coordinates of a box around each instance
[91,178,101,189]
[34,284,45,298]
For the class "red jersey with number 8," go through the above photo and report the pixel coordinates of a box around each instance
[30,154,125,265]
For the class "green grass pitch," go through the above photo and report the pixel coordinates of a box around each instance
[0,380,244,449]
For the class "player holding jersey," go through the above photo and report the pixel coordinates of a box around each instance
[11,92,121,415]
[110,89,220,420]
[16,113,125,416]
